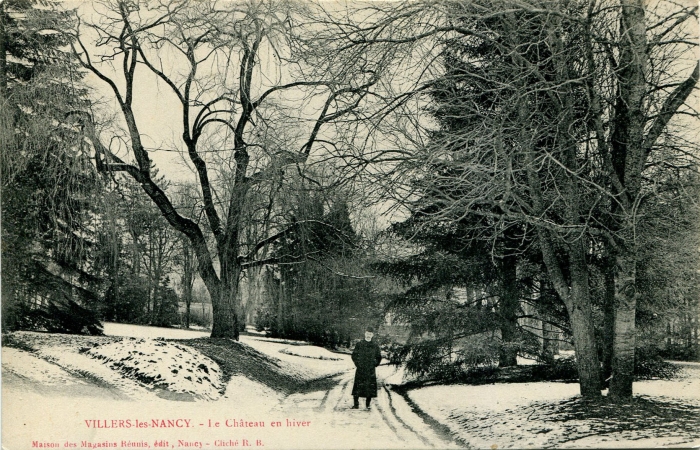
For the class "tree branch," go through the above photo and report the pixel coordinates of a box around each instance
[642,60,699,160]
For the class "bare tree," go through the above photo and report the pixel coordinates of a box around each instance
[319,0,698,399]
[71,0,379,338]
[583,0,698,399]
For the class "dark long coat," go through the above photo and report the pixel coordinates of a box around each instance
[351,339,382,398]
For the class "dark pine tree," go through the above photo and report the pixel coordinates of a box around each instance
[1,0,103,334]
[373,7,585,378]
[259,190,381,347]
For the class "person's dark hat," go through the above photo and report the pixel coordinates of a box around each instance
[365,326,375,333]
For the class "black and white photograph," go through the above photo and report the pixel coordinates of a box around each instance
[1,0,699,448]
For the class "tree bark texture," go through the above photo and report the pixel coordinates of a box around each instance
[602,262,616,385]
[610,253,637,399]
[499,254,519,367]
[542,320,558,363]
[210,290,239,339]
[608,0,647,399]
[0,2,7,100]
[524,128,601,398]
[528,182,602,398]
[568,241,603,398]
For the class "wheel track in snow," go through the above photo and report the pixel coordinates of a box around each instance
[380,385,434,447]
[312,371,443,448]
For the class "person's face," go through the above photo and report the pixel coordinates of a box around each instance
[364,331,374,341]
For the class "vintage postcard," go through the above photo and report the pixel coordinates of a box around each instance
[2,0,699,449]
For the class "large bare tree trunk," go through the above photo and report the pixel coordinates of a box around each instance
[568,301,602,397]
[210,287,239,339]
[610,252,637,399]
[524,105,602,397]
[211,236,242,339]
[568,242,603,398]
[542,320,558,364]
[601,259,616,385]
[528,169,602,398]
[608,0,646,400]
[182,242,195,329]
[0,1,7,100]
[539,234,602,398]
[499,254,519,367]
[277,281,285,335]
[604,0,697,399]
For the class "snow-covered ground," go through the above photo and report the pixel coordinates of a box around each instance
[3,323,700,449]
[241,336,351,380]
[222,374,285,411]
[103,322,210,339]
[103,323,349,380]
[3,346,87,386]
[279,345,343,361]
[2,325,446,449]
[86,338,224,400]
[409,370,700,448]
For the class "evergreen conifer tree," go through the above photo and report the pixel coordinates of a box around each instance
[1,0,102,333]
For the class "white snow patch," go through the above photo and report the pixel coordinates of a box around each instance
[36,345,157,400]
[85,339,223,400]
[245,336,311,344]
[377,364,418,385]
[279,345,343,361]
[517,356,539,365]
[385,386,456,447]
[634,368,700,401]
[222,375,284,412]
[244,325,267,335]
[409,372,700,449]
[409,382,581,448]
[410,381,579,414]
[2,347,83,386]
[102,322,210,339]
[557,434,700,448]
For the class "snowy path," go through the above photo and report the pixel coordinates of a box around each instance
[269,370,456,449]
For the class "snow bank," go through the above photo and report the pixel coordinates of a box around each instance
[85,339,223,400]
[38,345,157,399]
[377,364,420,385]
[279,345,343,361]
[634,368,700,400]
[409,382,580,448]
[412,381,579,414]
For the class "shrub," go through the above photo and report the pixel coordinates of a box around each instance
[635,347,681,380]
[531,356,579,381]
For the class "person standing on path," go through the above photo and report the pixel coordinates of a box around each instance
[351,326,382,410]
